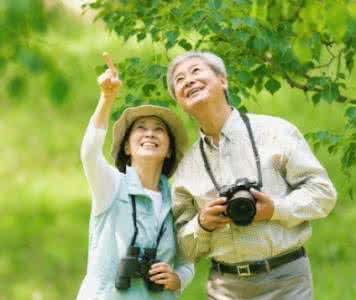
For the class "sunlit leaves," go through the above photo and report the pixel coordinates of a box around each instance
[345,106,356,126]
[1,1,71,104]
[9,0,350,171]
[324,1,349,42]
[293,36,313,63]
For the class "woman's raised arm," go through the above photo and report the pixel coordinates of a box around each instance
[81,53,123,216]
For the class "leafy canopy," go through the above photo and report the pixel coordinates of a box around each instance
[86,0,356,174]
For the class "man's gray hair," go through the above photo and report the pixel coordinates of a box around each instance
[166,51,227,99]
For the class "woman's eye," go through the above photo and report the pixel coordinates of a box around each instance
[176,77,183,83]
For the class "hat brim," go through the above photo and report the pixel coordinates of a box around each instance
[111,105,188,177]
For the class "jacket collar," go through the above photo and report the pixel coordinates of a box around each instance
[125,166,172,221]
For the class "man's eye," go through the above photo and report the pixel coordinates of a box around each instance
[192,67,200,73]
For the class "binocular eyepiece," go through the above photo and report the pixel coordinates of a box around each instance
[115,246,164,292]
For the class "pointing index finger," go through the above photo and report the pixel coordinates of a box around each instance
[102,52,117,75]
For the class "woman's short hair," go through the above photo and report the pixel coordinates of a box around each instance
[166,51,227,99]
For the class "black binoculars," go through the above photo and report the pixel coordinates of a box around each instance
[115,246,164,292]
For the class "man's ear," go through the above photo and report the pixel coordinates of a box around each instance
[219,75,228,90]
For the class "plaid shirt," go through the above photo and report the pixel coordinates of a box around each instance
[172,109,337,263]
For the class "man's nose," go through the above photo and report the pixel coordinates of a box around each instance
[184,76,195,88]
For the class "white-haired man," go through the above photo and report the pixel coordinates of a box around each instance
[167,51,337,300]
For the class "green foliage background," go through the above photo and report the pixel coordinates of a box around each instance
[0,1,355,299]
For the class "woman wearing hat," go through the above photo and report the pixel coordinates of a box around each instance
[77,54,194,300]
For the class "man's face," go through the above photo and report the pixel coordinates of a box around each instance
[172,57,227,115]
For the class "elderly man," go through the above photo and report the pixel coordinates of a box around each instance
[167,51,337,300]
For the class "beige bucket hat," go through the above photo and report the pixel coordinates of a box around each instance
[111,105,188,177]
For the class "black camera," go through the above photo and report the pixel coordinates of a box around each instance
[220,178,260,226]
[115,246,164,292]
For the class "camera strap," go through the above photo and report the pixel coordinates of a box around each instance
[199,112,263,192]
[129,195,166,249]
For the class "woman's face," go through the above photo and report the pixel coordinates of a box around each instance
[125,116,171,165]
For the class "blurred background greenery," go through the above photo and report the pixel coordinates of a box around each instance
[1,1,355,299]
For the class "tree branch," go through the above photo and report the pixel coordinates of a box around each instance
[283,73,356,104]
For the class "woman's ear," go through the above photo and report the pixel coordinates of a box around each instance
[124,141,130,156]
[166,148,172,159]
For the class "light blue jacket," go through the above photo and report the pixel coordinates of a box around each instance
[77,166,194,300]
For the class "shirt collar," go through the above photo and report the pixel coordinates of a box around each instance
[199,108,244,145]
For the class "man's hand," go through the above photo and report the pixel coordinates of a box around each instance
[250,189,274,222]
[198,197,231,231]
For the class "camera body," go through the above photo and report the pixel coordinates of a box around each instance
[115,246,164,292]
[220,178,260,226]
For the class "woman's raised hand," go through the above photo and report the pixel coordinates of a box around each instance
[97,52,122,102]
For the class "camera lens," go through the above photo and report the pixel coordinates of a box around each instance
[227,191,256,226]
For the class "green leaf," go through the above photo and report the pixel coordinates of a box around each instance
[345,106,356,125]
[348,187,354,200]
[136,32,146,42]
[342,142,356,170]
[209,0,222,9]
[264,78,281,95]
[146,64,165,79]
[178,39,192,50]
[312,93,321,105]
[320,83,339,103]
[192,11,205,26]
[293,36,312,63]
[237,71,253,86]
[229,93,241,107]
[170,8,181,17]
[7,76,27,99]
[89,1,102,9]
[325,2,348,42]
[165,31,179,49]
[142,83,156,96]
[252,36,268,54]
[345,50,354,73]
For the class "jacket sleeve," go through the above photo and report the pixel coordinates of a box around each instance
[173,246,195,294]
[271,125,337,228]
[172,179,212,262]
[80,118,122,215]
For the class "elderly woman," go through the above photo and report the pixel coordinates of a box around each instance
[77,53,194,300]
